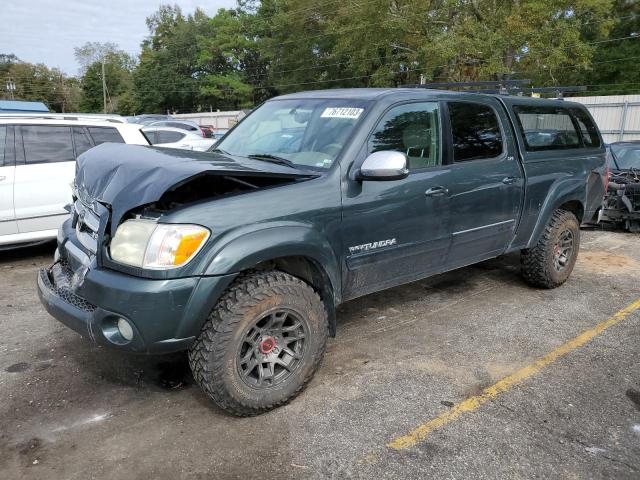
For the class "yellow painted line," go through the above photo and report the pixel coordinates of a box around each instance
[388,298,640,451]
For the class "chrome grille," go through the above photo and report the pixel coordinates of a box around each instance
[74,199,100,253]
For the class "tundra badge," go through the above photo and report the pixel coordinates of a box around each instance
[349,238,397,254]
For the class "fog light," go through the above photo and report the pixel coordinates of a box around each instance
[117,318,134,341]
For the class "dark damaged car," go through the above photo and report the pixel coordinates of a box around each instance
[600,141,640,232]
[38,89,607,415]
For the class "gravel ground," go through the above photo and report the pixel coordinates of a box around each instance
[1,229,639,479]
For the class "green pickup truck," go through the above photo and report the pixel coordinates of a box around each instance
[38,88,606,415]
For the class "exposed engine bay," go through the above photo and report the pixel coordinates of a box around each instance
[135,172,303,218]
[601,169,640,232]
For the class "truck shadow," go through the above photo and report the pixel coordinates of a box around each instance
[336,252,522,330]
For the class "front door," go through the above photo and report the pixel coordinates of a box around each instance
[0,125,18,236]
[445,100,524,266]
[14,125,76,234]
[341,101,452,300]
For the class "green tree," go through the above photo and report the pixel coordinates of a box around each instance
[197,5,265,108]
[0,59,81,112]
[134,5,214,113]
[319,0,615,88]
[585,0,640,95]
[75,42,136,114]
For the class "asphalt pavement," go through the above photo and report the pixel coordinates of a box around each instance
[1,229,639,479]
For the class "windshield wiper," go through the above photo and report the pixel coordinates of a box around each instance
[209,147,231,155]
[247,153,297,169]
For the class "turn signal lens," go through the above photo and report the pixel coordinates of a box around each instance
[174,231,208,266]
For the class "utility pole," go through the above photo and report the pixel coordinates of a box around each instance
[6,79,16,99]
[101,59,107,114]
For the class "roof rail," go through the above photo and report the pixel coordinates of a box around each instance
[0,112,127,123]
[400,80,587,98]
[401,80,531,95]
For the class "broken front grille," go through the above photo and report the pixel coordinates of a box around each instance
[41,263,97,313]
[73,199,100,253]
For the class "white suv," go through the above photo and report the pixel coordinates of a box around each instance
[0,116,148,248]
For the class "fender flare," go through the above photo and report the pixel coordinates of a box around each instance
[203,224,342,334]
[525,176,586,248]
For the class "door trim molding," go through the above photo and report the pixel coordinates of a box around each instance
[452,219,515,236]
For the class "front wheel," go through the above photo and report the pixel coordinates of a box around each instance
[521,209,580,289]
[188,270,328,416]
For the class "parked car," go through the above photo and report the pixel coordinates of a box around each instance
[210,129,227,141]
[599,141,640,232]
[0,117,148,248]
[148,120,206,137]
[127,114,171,126]
[142,126,215,151]
[201,125,228,139]
[38,89,606,416]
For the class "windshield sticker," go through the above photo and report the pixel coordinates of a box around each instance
[321,107,364,119]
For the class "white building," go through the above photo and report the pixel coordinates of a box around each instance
[569,95,640,143]
[172,110,248,130]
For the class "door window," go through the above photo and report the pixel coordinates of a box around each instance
[88,127,125,145]
[22,126,75,164]
[448,102,503,162]
[157,131,186,143]
[0,126,6,166]
[512,105,582,151]
[143,130,157,144]
[368,102,441,169]
[72,127,94,157]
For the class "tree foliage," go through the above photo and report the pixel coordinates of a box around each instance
[586,0,640,94]
[5,0,639,114]
[0,55,81,112]
[75,42,137,114]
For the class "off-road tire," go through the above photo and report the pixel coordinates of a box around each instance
[521,209,580,289]
[188,270,328,416]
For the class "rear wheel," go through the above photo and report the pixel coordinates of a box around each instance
[521,209,580,289]
[188,270,328,416]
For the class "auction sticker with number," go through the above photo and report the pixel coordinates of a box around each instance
[320,107,364,119]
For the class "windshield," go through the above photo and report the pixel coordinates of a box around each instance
[611,144,640,170]
[216,99,369,170]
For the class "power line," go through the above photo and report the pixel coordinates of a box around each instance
[4,17,638,101]
[139,12,639,82]
[12,31,630,95]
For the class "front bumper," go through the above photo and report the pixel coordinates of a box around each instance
[37,223,236,353]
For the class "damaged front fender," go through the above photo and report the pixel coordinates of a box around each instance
[204,223,341,294]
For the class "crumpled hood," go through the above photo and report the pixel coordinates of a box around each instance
[75,143,315,231]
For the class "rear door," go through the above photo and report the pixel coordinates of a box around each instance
[445,99,524,266]
[0,125,18,236]
[87,126,125,146]
[13,125,76,234]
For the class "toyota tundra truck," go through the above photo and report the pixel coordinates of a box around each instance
[37,88,606,416]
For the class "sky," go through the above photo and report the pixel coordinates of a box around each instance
[1,0,236,75]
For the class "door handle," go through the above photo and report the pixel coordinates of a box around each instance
[425,186,449,197]
[502,176,517,185]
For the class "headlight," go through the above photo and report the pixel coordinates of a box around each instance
[110,220,210,269]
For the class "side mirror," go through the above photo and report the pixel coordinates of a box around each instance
[357,151,409,181]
